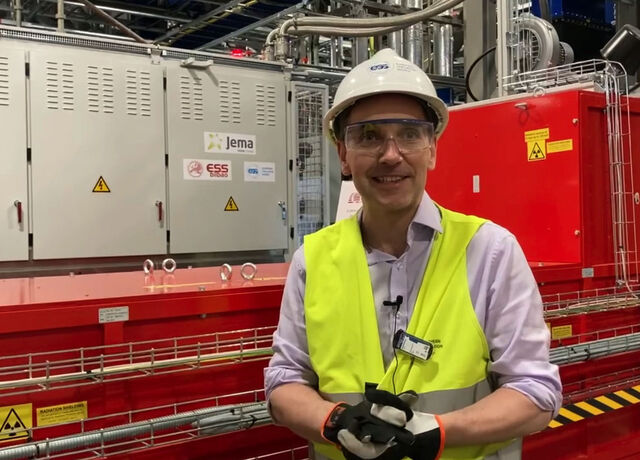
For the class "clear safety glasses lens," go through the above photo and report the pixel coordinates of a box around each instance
[344,119,434,154]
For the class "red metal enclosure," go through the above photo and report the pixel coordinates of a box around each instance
[2,90,640,459]
[431,90,640,295]
[0,265,305,459]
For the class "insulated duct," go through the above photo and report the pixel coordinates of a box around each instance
[403,0,423,67]
[265,0,463,43]
[433,23,453,76]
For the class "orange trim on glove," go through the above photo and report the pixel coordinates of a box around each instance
[320,401,348,445]
[434,414,445,460]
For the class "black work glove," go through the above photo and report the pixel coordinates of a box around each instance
[321,385,415,460]
[367,389,444,460]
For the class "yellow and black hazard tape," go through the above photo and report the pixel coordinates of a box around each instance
[548,385,640,429]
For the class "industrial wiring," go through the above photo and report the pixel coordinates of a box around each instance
[464,46,496,102]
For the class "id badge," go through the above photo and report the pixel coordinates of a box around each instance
[393,330,433,361]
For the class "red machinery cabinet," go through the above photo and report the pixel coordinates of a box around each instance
[0,265,305,459]
[429,89,640,294]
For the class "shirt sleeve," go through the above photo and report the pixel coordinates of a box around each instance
[467,223,563,416]
[264,246,318,399]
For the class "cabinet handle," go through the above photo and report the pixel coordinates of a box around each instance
[155,201,163,222]
[14,200,22,224]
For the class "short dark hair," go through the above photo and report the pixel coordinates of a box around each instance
[333,97,439,142]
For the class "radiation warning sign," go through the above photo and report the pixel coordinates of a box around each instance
[528,141,546,161]
[224,196,239,211]
[92,176,111,193]
[0,403,32,443]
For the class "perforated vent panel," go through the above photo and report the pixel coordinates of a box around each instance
[0,56,9,107]
[126,69,151,117]
[256,83,277,127]
[46,61,75,110]
[87,65,114,114]
[219,80,241,124]
[179,74,204,121]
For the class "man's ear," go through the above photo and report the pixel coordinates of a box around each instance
[427,140,437,171]
[338,142,352,176]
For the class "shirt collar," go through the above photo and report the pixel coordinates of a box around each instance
[413,191,443,235]
[356,192,443,260]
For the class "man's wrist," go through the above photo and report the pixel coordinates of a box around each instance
[321,402,349,444]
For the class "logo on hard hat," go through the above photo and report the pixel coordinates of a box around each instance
[369,63,389,72]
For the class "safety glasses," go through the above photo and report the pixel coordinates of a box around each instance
[344,119,434,155]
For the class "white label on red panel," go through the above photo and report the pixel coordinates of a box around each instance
[183,159,232,181]
[99,306,129,324]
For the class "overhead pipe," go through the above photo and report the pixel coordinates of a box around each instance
[75,0,148,43]
[269,0,463,42]
[14,0,23,27]
[56,0,65,32]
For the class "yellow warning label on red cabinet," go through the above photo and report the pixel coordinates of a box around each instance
[0,403,32,443]
[92,176,111,193]
[551,324,573,339]
[37,401,87,427]
[524,128,550,142]
[528,141,546,161]
[547,139,574,153]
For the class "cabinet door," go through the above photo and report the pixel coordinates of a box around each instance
[0,48,28,261]
[29,48,166,259]
[166,63,288,253]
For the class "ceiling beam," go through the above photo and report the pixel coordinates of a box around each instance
[196,1,305,49]
[153,0,245,44]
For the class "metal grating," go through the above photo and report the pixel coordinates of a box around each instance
[87,65,114,114]
[219,79,241,124]
[45,60,75,111]
[125,69,152,117]
[295,87,326,245]
[255,83,277,127]
[0,56,8,107]
[179,74,204,121]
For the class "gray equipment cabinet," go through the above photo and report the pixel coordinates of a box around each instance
[0,47,28,261]
[166,60,288,253]
[28,45,166,259]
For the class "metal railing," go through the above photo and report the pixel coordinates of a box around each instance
[0,326,275,397]
[0,390,272,460]
[543,284,640,318]
[550,323,640,365]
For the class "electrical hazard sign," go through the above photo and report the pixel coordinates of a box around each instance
[224,196,239,211]
[92,176,111,193]
[528,141,546,161]
[0,403,32,444]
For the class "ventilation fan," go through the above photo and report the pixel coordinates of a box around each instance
[513,13,574,72]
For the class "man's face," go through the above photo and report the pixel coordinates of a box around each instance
[337,94,437,215]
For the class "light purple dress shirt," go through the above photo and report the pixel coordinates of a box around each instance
[265,192,562,415]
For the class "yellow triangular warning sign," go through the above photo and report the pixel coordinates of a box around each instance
[528,141,546,161]
[0,408,27,440]
[224,196,239,211]
[92,176,111,193]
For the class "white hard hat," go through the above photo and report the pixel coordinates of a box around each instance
[323,48,449,144]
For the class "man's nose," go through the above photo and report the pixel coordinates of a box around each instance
[379,138,403,164]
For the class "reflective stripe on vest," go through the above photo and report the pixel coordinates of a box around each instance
[304,205,520,460]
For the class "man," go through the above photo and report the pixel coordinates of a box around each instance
[265,48,562,460]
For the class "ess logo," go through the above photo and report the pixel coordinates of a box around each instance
[188,160,203,178]
[369,63,389,71]
[207,163,230,178]
[247,168,259,175]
